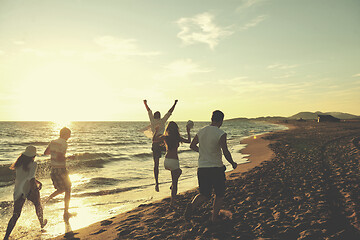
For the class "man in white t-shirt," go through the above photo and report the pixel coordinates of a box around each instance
[143,99,178,192]
[44,127,74,220]
[185,110,237,222]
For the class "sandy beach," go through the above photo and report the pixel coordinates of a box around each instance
[52,121,360,240]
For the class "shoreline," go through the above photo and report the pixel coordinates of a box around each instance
[51,127,285,239]
[51,121,360,239]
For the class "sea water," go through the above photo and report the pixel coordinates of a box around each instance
[0,120,286,239]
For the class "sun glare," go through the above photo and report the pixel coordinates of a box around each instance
[15,61,117,121]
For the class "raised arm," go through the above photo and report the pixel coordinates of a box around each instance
[143,100,151,112]
[190,134,199,152]
[219,134,237,169]
[168,100,178,114]
[162,100,178,122]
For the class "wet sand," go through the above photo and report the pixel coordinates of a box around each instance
[52,121,360,240]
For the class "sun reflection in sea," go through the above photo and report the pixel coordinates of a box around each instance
[52,120,72,130]
[69,173,88,188]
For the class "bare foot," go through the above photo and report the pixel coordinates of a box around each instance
[41,219,48,228]
[155,184,159,192]
[63,212,76,221]
[41,198,47,206]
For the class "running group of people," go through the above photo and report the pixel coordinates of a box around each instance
[3,100,238,239]
[4,128,73,240]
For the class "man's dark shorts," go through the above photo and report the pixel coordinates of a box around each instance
[51,168,72,191]
[197,166,226,198]
[152,141,166,159]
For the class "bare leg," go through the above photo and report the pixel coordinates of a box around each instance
[153,157,160,192]
[28,189,47,228]
[170,168,182,205]
[212,196,224,222]
[63,188,71,220]
[184,194,208,220]
[4,198,25,240]
[45,189,64,204]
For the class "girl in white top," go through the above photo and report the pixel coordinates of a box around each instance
[153,121,191,206]
[4,146,47,240]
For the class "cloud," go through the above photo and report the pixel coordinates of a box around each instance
[213,77,315,97]
[13,40,25,45]
[352,73,360,77]
[267,63,298,79]
[218,76,249,85]
[240,15,267,31]
[156,59,212,79]
[237,0,266,11]
[267,63,298,70]
[21,48,48,57]
[94,36,161,57]
[273,72,296,79]
[177,12,234,50]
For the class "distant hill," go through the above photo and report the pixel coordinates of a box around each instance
[289,111,360,120]
[226,111,359,121]
[226,116,288,121]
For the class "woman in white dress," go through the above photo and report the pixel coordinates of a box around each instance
[4,146,47,240]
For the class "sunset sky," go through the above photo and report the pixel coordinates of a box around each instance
[0,0,359,121]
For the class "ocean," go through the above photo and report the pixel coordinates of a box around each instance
[0,120,287,239]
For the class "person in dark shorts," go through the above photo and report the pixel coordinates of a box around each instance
[44,127,74,220]
[4,146,47,240]
[185,110,237,222]
[143,99,178,192]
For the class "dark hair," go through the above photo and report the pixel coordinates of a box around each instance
[10,154,33,171]
[164,121,181,150]
[154,111,161,119]
[211,110,224,122]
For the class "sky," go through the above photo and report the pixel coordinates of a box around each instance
[0,0,359,121]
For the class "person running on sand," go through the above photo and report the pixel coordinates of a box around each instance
[143,100,178,192]
[4,146,47,240]
[44,127,74,220]
[185,110,237,222]
[153,121,192,206]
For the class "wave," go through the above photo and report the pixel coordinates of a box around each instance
[72,179,173,198]
[72,186,142,197]
[3,141,49,147]
[95,142,127,146]
[0,153,128,183]
[74,152,112,160]
[178,149,193,154]
[0,164,14,182]
[74,177,123,191]
[95,140,148,146]
[132,152,152,158]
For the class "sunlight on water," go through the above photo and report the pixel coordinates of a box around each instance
[69,173,88,188]
[52,120,72,130]
[0,121,288,238]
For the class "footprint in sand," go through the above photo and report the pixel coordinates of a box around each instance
[91,229,107,235]
[100,220,113,226]
[219,210,233,220]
